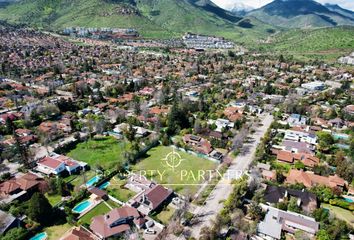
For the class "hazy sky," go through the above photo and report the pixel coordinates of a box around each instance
[211,0,354,11]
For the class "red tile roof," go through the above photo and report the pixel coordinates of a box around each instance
[38,157,63,169]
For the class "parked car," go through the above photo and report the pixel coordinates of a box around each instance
[144,228,156,235]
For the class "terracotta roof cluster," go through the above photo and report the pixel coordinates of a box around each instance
[277,150,320,167]
[286,169,347,189]
[223,107,243,122]
[183,134,213,155]
[0,173,47,197]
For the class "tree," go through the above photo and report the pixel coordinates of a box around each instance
[248,203,263,221]
[27,193,53,224]
[316,132,334,152]
[288,197,301,213]
[316,229,331,240]
[2,227,27,240]
[123,124,136,143]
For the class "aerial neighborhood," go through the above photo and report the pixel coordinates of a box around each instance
[0,1,353,239]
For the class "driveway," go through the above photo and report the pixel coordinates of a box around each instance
[183,113,274,238]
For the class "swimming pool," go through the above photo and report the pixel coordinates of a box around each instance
[72,200,92,213]
[98,181,110,189]
[343,197,354,203]
[86,176,101,187]
[333,133,349,141]
[29,232,47,240]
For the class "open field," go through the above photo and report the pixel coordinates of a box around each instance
[322,203,354,227]
[67,136,129,169]
[79,202,111,225]
[133,146,218,195]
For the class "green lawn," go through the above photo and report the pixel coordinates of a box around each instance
[107,178,135,202]
[133,146,218,195]
[45,193,62,207]
[154,206,176,225]
[105,199,121,209]
[44,223,71,240]
[67,136,129,169]
[79,202,111,225]
[66,170,96,189]
[322,203,354,227]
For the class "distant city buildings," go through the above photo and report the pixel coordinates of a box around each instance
[338,52,354,65]
[182,32,235,50]
[62,27,139,39]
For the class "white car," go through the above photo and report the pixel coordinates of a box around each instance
[144,228,156,235]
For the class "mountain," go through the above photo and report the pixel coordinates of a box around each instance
[324,4,354,19]
[226,3,254,16]
[247,0,354,28]
[0,0,256,38]
[256,26,354,62]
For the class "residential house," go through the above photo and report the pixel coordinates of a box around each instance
[344,105,354,115]
[328,118,344,129]
[0,172,48,204]
[257,205,319,240]
[61,226,99,240]
[210,119,234,132]
[0,210,21,235]
[132,184,173,215]
[36,153,87,176]
[285,169,347,189]
[223,107,243,122]
[276,150,320,168]
[264,185,318,213]
[287,114,308,127]
[183,134,213,155]
[90,206,146,239]
[280,140,315,154]
[36,156,66,175]
[283,130,317,145]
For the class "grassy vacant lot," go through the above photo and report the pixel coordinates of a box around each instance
[79,202,111,225]
[154,206,176,225]
[44,223,71,240]
[107,178,135,202]
[133,146,217,195]
[322,203,354,227]
[67,136,129,169]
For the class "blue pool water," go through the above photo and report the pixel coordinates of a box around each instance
[72,200,92,213]
[336,143,350,150]
[343,197,354,203]
[333,133,349,141]
[30,232,47,240]
[98,181,110,189]
[86,176,100,187]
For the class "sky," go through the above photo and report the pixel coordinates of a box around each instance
[211,0,354,11]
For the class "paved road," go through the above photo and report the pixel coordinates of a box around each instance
[185,113,274,238]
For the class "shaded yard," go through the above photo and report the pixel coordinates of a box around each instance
[322,203,354,227]
[45,193,62,207]
[153,206,176,225]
